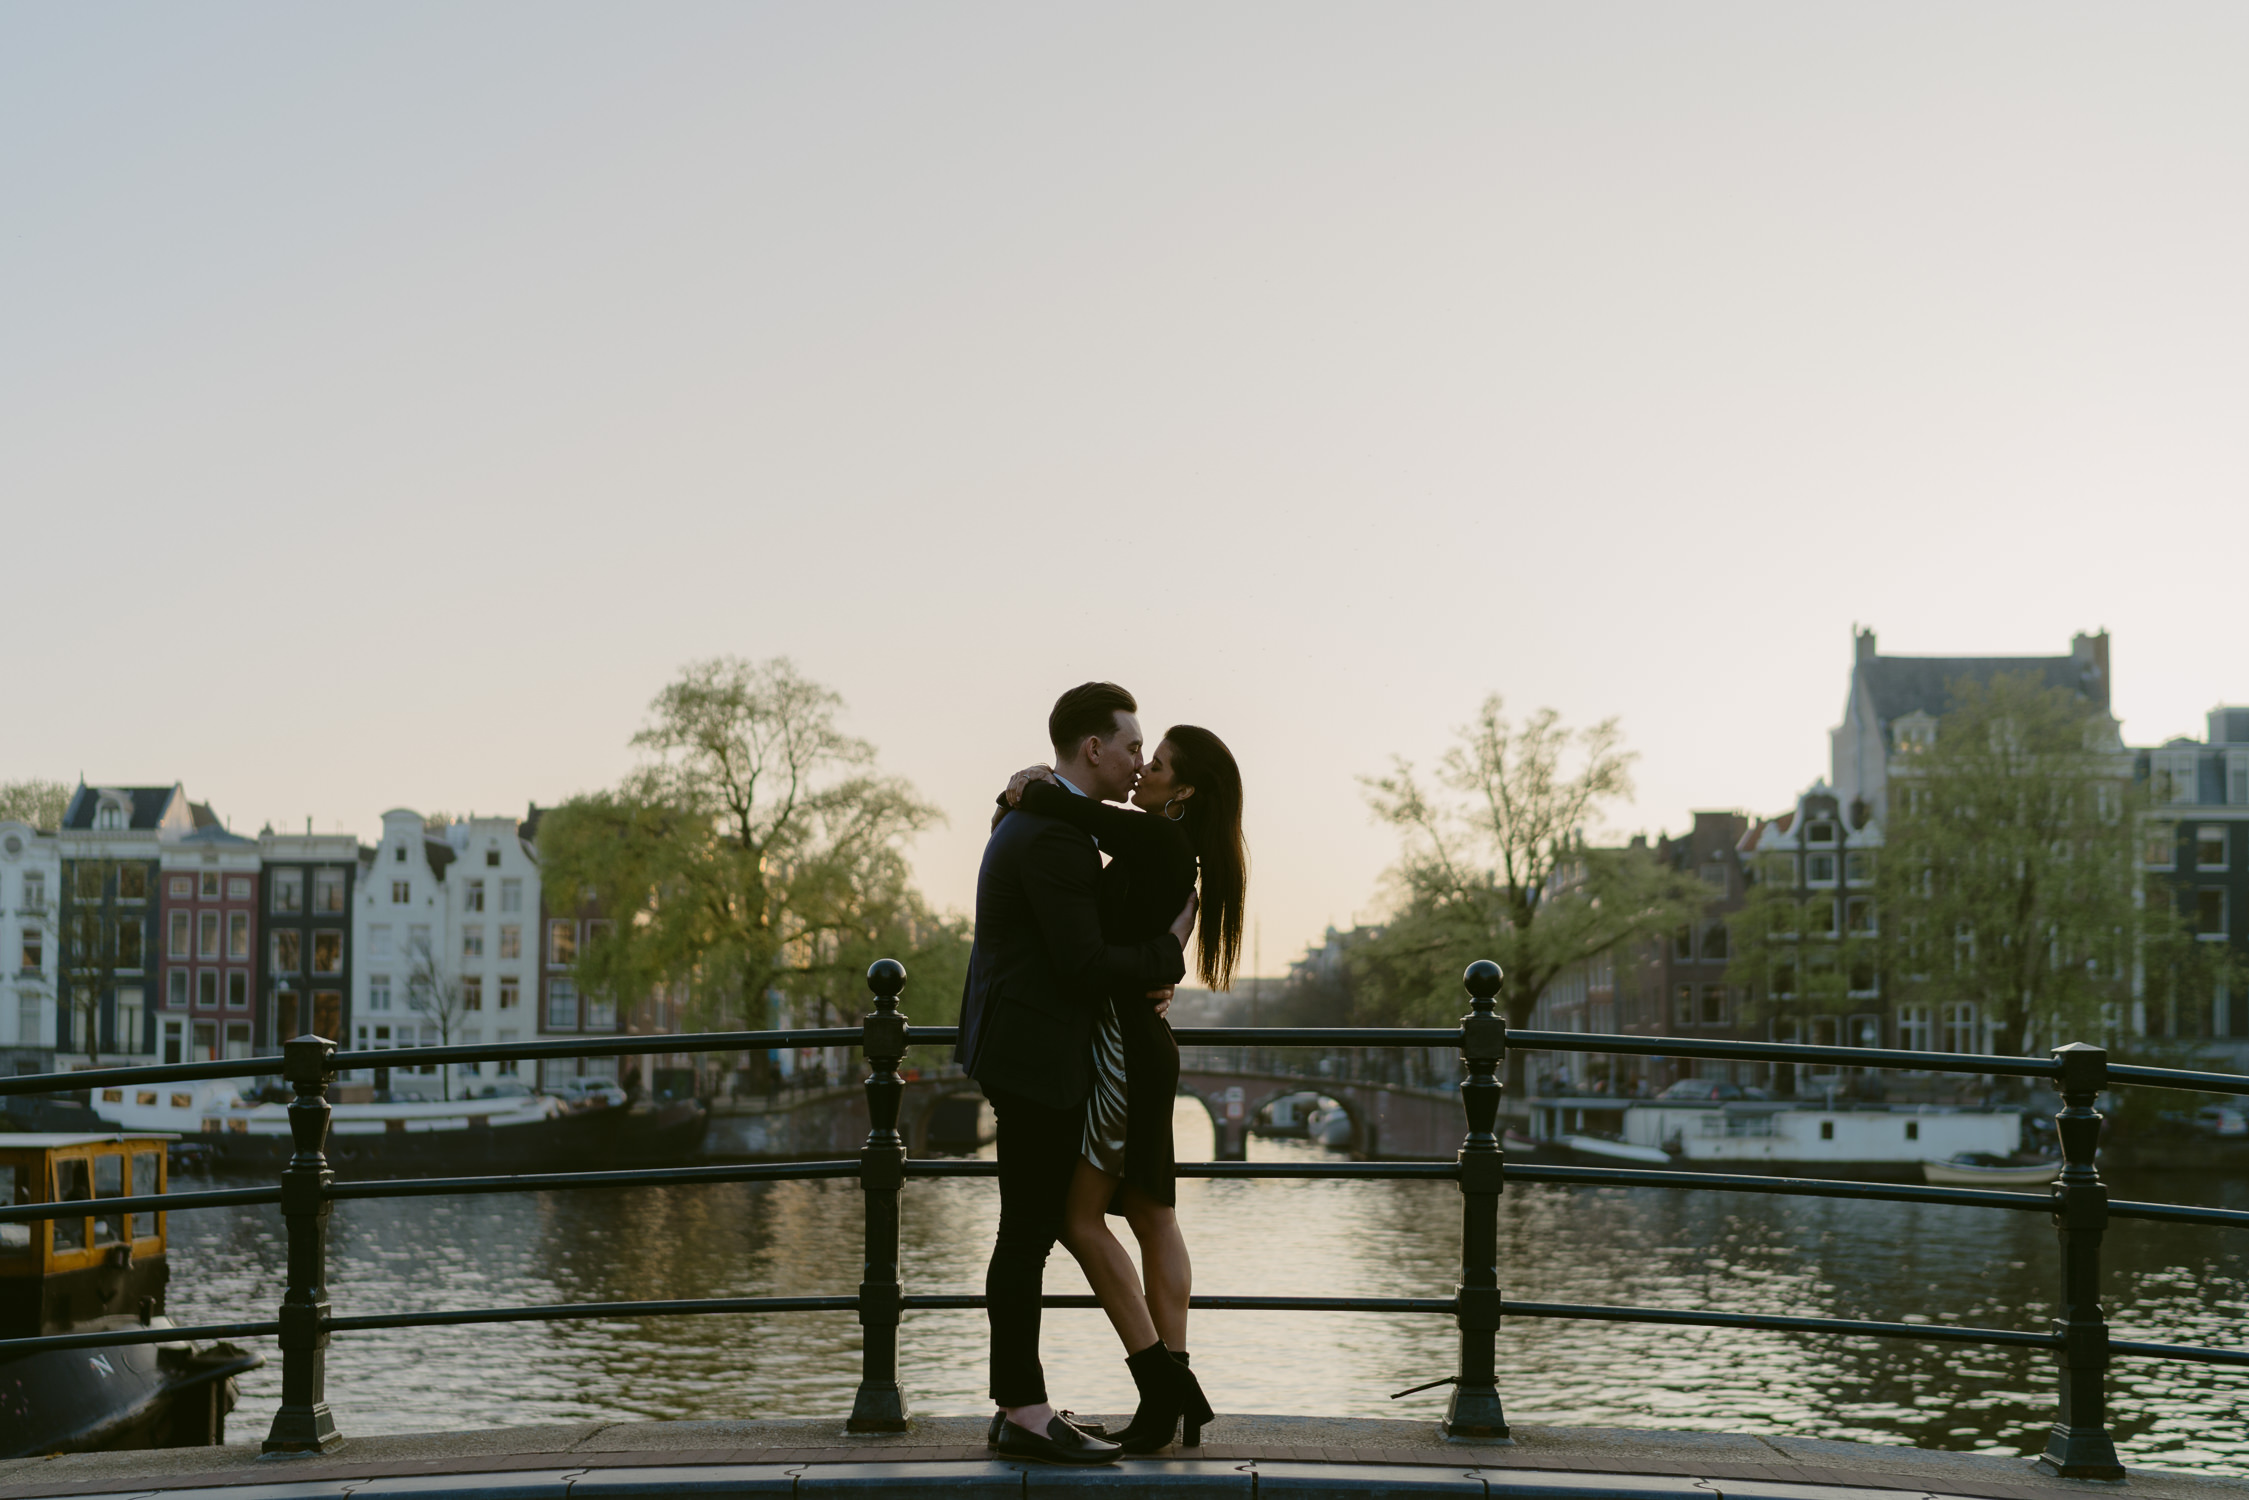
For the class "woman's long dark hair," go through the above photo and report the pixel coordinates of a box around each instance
[1164,724,1247,991]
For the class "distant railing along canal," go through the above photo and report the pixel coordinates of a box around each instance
[3,959,2247,1481]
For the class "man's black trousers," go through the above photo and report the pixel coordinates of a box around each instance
[981,1083,1083,1407]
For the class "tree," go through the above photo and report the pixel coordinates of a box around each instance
[404,935,472,1100]
[62,856,139,1067]
[0,779,70,829]
[1352,697,1706,1082]
[534,658,965,1081]
[1870,672,2225,1058]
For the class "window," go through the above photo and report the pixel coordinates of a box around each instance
[463,879,485,912]
[197,970,218,1009]
[168,875,193,899]
[2198,827,2229,871]
[22,927,44,970]
[21,873,42,909]
[116,988,143,1053]
[391,880,411,904]
[1771,962,1796,998]
[118,921,142,967]
[228,877,251,900]
[312,870,345,913]
[463,977,483,1011]
[2234,761,2249,807]
[313,991,342,1037]
[272,929,301,973]
[486,849,501,868]
[1768,902,1798,939]
[2198,890,2229,939]
[1700,922,1728,962]
[368,974,392,1012]
[1807,853,1837,885]
[408,924,431,960]
[2145,825,2177,867]
[495,1028,519,1074]
[499,977,520,1010]
[549,921,577,966]
[586,994,617,1030]
[1674,982,1694,1025]
[312,932,343,974]
[1697,984,1726,1026]
[1807,900,1838,937]
[75,864,103,900]
[198,911,220,959]
[167,970,187,1009]
[498,925,521,960]
[500,879,523,914]
[117,865,146,902]
[462,925,484,959]
[199,871,220,900]
[395,845,408,863]
[1942,1002,1980,1055]
[227,912,249,959]
[272,870,303,913]
[1698,865,1727,888]
[546,978,578,1029]
[1806,821,1836,844]
[169,911,192,959]
[1845,897,1877,935]
[1671,925,1693,962]
[227,972,248,1010]
[1844,852,1873,884]
[1905,1120,1919,1142]
[224,1022,250,1060]
[369,924,391,959]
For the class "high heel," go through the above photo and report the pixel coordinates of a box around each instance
[1176,1351,1202,1447]
[1114,1339,1215,1454]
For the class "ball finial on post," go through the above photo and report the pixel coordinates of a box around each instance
[1463,960,1503,1012]
[866,958,907,1007]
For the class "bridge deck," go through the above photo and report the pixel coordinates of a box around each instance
[3,1418,2239,1499]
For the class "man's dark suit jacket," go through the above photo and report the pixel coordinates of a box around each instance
[954,804,1186,1112]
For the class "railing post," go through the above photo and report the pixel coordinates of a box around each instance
[2037,1041,2122,1479]
[848,958,912,1432]
[263,1033,342,1454]
[1445,959,1510,1442]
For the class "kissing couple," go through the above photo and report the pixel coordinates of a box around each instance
[954,681,1249,1465]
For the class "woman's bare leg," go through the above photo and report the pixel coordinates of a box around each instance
[1120,1185,1191,1350]
[1059,1158,1159,1353]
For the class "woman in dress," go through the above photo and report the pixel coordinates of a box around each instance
[1001,725,1247,1451]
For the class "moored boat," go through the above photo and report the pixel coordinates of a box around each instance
[1,1133,262,1456]
[1920,1152,2061,1186]
[76,1080,706,1176]
[1563,1133,1673,1166]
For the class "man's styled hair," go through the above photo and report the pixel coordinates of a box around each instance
[1048,682,1137,759]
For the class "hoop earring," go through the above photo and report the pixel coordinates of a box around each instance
[1163,798,1188,822]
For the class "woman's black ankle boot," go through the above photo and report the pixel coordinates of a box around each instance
[1175,1351,1202,1447]
[1115,1339,1215,1454]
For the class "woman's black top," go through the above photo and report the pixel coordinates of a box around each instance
[1014,781,1197,957]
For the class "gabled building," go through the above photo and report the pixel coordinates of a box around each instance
[2136,706,2249,1063]
[350,810,541,1098]
[0,820,61,1075]
[1830,627,2113,825]
[157,823,262,1064]
[56,784,206,1063]
[257,827,361,1052]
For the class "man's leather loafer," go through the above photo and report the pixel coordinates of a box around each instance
[988,1410,1108,1446]
[993,1415,1122,1465]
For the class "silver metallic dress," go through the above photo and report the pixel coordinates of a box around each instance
[1082,997,1130,1176]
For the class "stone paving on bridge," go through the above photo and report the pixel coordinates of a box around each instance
[3,1418,2241,1499]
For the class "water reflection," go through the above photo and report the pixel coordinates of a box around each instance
[162,1099,2247,1474]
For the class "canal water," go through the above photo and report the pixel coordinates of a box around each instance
[164,1099,2249,1475]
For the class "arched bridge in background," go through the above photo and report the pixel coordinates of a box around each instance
[703,1044,1465,1161]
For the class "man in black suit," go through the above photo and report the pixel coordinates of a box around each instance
[956,681,1195,1465]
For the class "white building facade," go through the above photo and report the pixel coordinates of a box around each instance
[1,820,61,1074]
[350,809,541,1097]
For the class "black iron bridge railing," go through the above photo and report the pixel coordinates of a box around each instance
[3,960,2247,1481]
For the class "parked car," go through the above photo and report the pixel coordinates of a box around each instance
[1657,1078,1744,1102]
[2195,1105,2248,1138]
[548,1078,628,1109]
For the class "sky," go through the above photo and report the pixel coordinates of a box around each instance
[6,4,2249,982]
